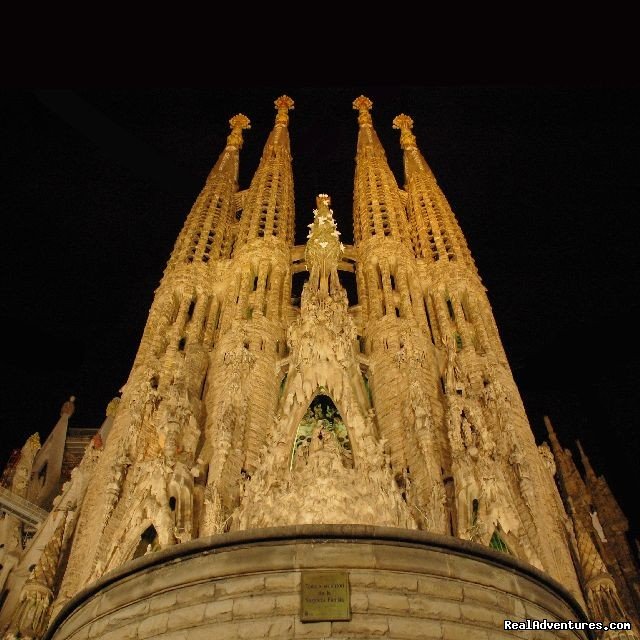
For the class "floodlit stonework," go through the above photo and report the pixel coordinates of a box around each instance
[0,96,638,639]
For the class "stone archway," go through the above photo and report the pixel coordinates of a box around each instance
[289,394,353,470]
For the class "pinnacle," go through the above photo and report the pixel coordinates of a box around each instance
[393,113,417,149]
[229,114,251,131]
[227,114,251,148]
[353,95,373,112]
[274,96,294,126]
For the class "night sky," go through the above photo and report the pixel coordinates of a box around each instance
[1,88,638,541]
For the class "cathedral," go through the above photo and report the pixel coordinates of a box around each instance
[0,95,638,639]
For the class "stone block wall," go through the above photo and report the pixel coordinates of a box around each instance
[45,525,592,640]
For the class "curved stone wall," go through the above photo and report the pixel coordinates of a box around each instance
[45,525,592,640]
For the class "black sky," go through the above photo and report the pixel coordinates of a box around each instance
[1,87,638,540]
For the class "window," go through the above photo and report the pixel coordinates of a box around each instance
[424,299,435,345]
[132,525,159,560]
[489,529,511,554]
[38,462,48,487]
[446,298,455,320]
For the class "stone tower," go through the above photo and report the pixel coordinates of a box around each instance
[1,96,638,639]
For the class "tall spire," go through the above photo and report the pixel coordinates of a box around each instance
[576,439,598,485]
[235,96,295,249]
[167,113,250,268]
[544,416,588,500]
[352,96,411,247]
[393,113,475,270]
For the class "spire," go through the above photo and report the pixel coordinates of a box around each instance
[167,113,250,267]
[544,416,589,505]
[393,113,475,269]
[576,439,599,485]
[544,415,565,469]
[352,96,411,247]
[235,96,295,249]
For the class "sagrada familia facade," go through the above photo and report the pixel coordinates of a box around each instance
[0,96,638,639]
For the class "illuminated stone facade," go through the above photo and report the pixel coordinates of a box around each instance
[0,96,638,639]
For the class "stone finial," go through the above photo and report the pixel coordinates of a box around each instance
[24,432,41,452]
[316,193,331,207]
[61,396,76,417]
[353,95,373,125]
[393,113,417,149]
[274,95,295,125]
[226,113,251,148]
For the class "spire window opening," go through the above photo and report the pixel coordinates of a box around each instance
[424,299,435,344]
[187,300,196,320]
[178,337,186,351]
[446,298,455,320]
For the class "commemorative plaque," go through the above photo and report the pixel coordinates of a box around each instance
[301,571,351,622]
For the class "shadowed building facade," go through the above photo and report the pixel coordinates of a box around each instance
[0,96,638,639]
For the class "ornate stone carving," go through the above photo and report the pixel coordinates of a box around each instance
[3,513,68,639]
